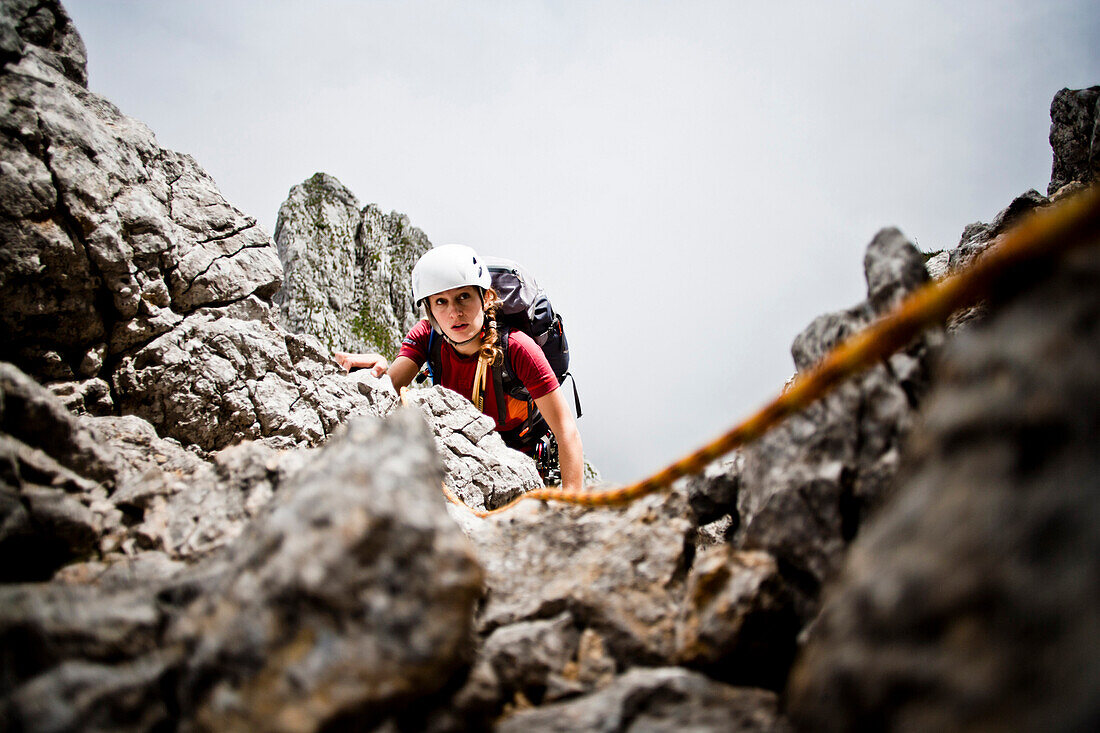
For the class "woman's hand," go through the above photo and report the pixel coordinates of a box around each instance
[333,352,389,378]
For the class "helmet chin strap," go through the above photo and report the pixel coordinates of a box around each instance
[444,331,481,347]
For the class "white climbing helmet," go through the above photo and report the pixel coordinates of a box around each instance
[411,244,492,306]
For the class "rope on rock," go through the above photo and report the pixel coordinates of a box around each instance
[423,186,1100,518]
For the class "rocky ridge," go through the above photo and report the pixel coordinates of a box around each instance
[0,0,367,452]
[273,172,431,359]
[2,2,1099,730]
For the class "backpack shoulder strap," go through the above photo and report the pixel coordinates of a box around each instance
[491,326,510,425]
[427,328,442,385]
[563,372,582,418]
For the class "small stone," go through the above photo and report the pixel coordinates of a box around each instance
[79,343,107,377]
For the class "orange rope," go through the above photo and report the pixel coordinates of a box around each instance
[426,187,1100,517]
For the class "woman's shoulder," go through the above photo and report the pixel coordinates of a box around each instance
[501,328,558,397]
[503,328,551,368]
[398,319,433,361]
[504,328,540,353]
[404,318,432,341]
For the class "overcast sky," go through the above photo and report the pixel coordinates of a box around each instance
[65,0,1098,481]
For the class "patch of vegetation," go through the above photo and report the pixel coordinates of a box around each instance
[351,302,397,361]
[301,173,343,234]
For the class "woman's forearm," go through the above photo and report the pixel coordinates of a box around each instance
[534,388,585,491]
[555,423,585,491]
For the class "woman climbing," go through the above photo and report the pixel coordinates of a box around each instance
[335,244,585,492]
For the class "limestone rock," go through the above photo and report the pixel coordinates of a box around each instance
[111,300,378,451]
[924,250,950,279]
[1,0,86,84]
[1,357,326,581]
[273,173,363,352]
[684,453,742,528]
[104,429,301,561]
[496,667,791,733]
[676,547,799,690]
[0,350,536,585]
[1,655,176,733]
[0,0,281,382]
[407,385,543,510]
[357,202,432,357]
[864,227,930,314]
[0,440,101,582]
[47,377,114,416]
[1,409,485,732]
[0,1,395,459]
[1048,86,1100,195]
[0,364,123,487]
[274,172,431,358]
[948,189,1049,273]
[473,612,585,707]
[171,411,484,730]
[465,489,694,669]
[0,362,127,580]
[733,228,936,619]
[787,205,1100,731]
[0,583,176,731]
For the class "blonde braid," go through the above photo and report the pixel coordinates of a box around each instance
[479,290,504,366]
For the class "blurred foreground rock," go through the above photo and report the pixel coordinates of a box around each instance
[687,226,939,623]
[496,667,790,733]
[786,210,1100,732]
[1,411,483,732]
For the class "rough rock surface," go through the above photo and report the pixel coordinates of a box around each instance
[407,384,543,510]
[111,297,375,451]
[2,361,127,580]
[0,359,315,581]
[0,0,280,377]
[420,489,698,725]
[787,201,1100,733]
[676,547,799,690]
[274,172,431,358]
[3,353,544,587]
[948,189,1049,273]
[4,5,1100,731]
[687,227,939,622]
[1,410,484,732]
[1049,85,1100,195]
[468,491,693,665]
[172,412,483,731]
[496,667,790,733]
[0,0,385,453]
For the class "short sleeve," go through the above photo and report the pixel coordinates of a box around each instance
[507,331,560,401]
[397,319,432,366]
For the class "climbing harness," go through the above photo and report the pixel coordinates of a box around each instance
[533,432,561,486]
[420,185,1100,518]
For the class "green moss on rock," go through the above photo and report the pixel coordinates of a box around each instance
[351,305,397,361]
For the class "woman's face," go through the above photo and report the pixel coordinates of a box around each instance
[428,286,485,342]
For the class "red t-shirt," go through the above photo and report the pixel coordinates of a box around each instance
[398,319,560,432]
